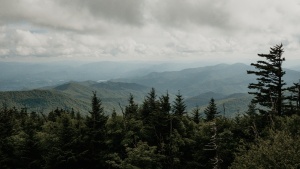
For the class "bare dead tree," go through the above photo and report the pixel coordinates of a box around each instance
[204,121,223,169]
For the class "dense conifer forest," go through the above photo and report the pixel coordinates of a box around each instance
[1,44,300,168]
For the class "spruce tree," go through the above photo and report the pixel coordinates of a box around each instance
[192,106,201,124]
[84,91,108,169]
[204,98,218,121]
[247,44,286,115]
[286,82,300,114]
[246,101,257,117]
[125,94,139,120]
[159,91,171,114]
[172,91,186,116]
[140,88,159,121]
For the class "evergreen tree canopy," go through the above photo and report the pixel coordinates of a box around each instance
[84,91,108,169]
[192,106,201,124]
[86,91,108,130]
[124,94,139,120]
[159,91,171,114]
[204,98,219,121]
[286,82,300,114]
[247,44,286,115]
[172,91,186,116]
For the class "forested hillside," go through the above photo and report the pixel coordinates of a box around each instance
[1,44,300,168]
[0,81,253,117]
[0,81,151,113]
[0,90,89,112]
[1,88,300,169]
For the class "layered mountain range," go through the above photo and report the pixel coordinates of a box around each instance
[1,62,299,116]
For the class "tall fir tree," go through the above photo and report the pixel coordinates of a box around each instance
[286,81,300,115]
[204,98,219,121]
[159,91,171,114]
[84,91,108,169]
[247,44,286,116]
[246,101,257,117]
[172,91,186,116]
[141,88,159,121]
[192,106,201,124]
[125,94,139,120]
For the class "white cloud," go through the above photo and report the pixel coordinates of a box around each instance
[0,0,299,62]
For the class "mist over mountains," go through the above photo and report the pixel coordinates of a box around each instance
[1,61,300,116]
[0,61,210,91]
[112,63,300,97]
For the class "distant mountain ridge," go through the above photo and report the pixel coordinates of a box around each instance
[112,63,300,97]
[1,63,299,116]
[0,61,211,91]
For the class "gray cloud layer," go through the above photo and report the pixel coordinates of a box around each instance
[151,0,231,29]
[0,0,300,62]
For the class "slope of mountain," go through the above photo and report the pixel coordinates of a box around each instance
[185,91,227,107]
[2,62,298,116]
[51,81,153,113]
[0,61,209,91]
[186,92,253,117]
[113,63,300,97]
[0,82,252,116]
[0,81,153,114]
[0,90,89,113]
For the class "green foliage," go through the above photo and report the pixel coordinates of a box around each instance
[204,98,219,121]
[192,106,201,124]
[2,85,300,169]
[247,44,286,115]
[125,94,139,120]
[286,82,300,115]
[172,91,187,116]
[231,130,300,169]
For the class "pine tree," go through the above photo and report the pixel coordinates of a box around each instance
[84,91,108,169]
[140,88,159,121]
[192,106,201,124]
[124,94,139,120]
[247,44,286,115]
[246,101,257,117]
[159,91,171,114]
[172,91,186,116]
[286,81,300,115]
[148,88,158,110]
[204,98,219,121]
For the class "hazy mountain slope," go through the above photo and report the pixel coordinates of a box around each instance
[0,61,209,91]
[0,81,153,114]
[185,91,227,107]
[0,90,89,113]
[113,63,254,96]
[52,81,151,101]
[51,81,153,113]
[0,80,253,116]
[186,92,253,117]
[113,63,300,97]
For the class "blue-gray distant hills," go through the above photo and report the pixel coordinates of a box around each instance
[112,63,300,97]
[1,63,299,116]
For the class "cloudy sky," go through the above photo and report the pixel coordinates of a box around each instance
[0,0,300,64]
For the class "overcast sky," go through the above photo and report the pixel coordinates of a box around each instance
[0,0,300,65]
